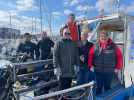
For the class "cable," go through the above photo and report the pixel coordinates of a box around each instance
[60,89,86,100]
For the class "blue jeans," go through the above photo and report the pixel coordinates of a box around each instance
[77,66,95,85]
[95,72,114,95]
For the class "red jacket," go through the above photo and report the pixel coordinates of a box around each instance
[68,22,79,41]
[88,38,123,70]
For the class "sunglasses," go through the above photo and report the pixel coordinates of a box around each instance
[64,32,71,35]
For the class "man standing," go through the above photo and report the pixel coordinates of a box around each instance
[65,13,80,42]
[77,25,94,85]
[54,26,79,90]
[17,33,39,74]
[37,31,54,60]
[17,33,39,61]
[88,31,123,95]
[35,31,54,95]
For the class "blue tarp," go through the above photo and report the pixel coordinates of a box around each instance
[95,85,134,100]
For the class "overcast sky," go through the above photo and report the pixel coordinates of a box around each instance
[0,0,133,35]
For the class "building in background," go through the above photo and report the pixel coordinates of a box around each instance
[0,27,21,39]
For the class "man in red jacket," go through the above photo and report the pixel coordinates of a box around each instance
[67,13,80,42]
[88,31,123,95]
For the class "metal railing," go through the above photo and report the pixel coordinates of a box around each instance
[13,59,53,82]
[12,59,57,100]
[33,81,95,100]
[14,80,58,100]
[12,59,95,100]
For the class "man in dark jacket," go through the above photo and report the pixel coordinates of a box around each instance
[34,31,54,95]
[77,25,94,85]
[54,26,79,90]
[17,33,39,61]
[17,33,39,74]
[37,31,54,60]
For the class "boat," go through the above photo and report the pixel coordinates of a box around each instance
[0,13,134,100]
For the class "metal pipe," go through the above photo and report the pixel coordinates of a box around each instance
[13,59,53,82]
[122,15,128,85]
[13,59,53,69]
[33,81,95,100]
[17,69,54,80]
[14,80,58,94]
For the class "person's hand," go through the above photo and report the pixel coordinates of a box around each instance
[80,55,84,62]
[114,69,120,75]
[90,67,94,72]
[44,64,48,68]
[54,67,61,80]
[27,53,31,57]
[114,69,122,83]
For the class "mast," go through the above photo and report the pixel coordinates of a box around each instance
[32,16,34,33]
[9,12,12,29]
[49,13,52,36]
[98,0,104,16]
[34,18,37,34]
[9,12,13,39]
[84,0,90,19]
[39,0,43,33]
[42,0,52,36]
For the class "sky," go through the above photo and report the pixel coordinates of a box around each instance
[0,0,133,35]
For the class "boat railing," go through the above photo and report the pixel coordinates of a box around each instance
[12,59,95,100]
[33,81,95,100]
[13,59,58,100]
[13,59,53,82]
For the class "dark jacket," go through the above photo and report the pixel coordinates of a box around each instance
[17,41,39,60]
[79,41,93,67]
[93,42,116,73]
[37,37,54,60]
[88,39,123,72]
[54,38,79,77]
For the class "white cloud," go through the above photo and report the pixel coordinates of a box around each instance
[63,0,79,6]
[76,15,85,20]
[16,0,38,11]
[9,10,18,16]
[126,2,134,13]
[118,5,126,13]
[64,0,70,7]
[52,11,62,19]
[70,0,79,6]
[7,2,16,9]
[0,12,10,27]
[116,1,134,14]
[64,9,73,15]
[76,5,94,12]
[15,17,41,34]
[95,0,119,13]
[52,12,62,16]
[0,10,41,34]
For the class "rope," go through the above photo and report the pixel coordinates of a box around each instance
[62,92,86,100]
